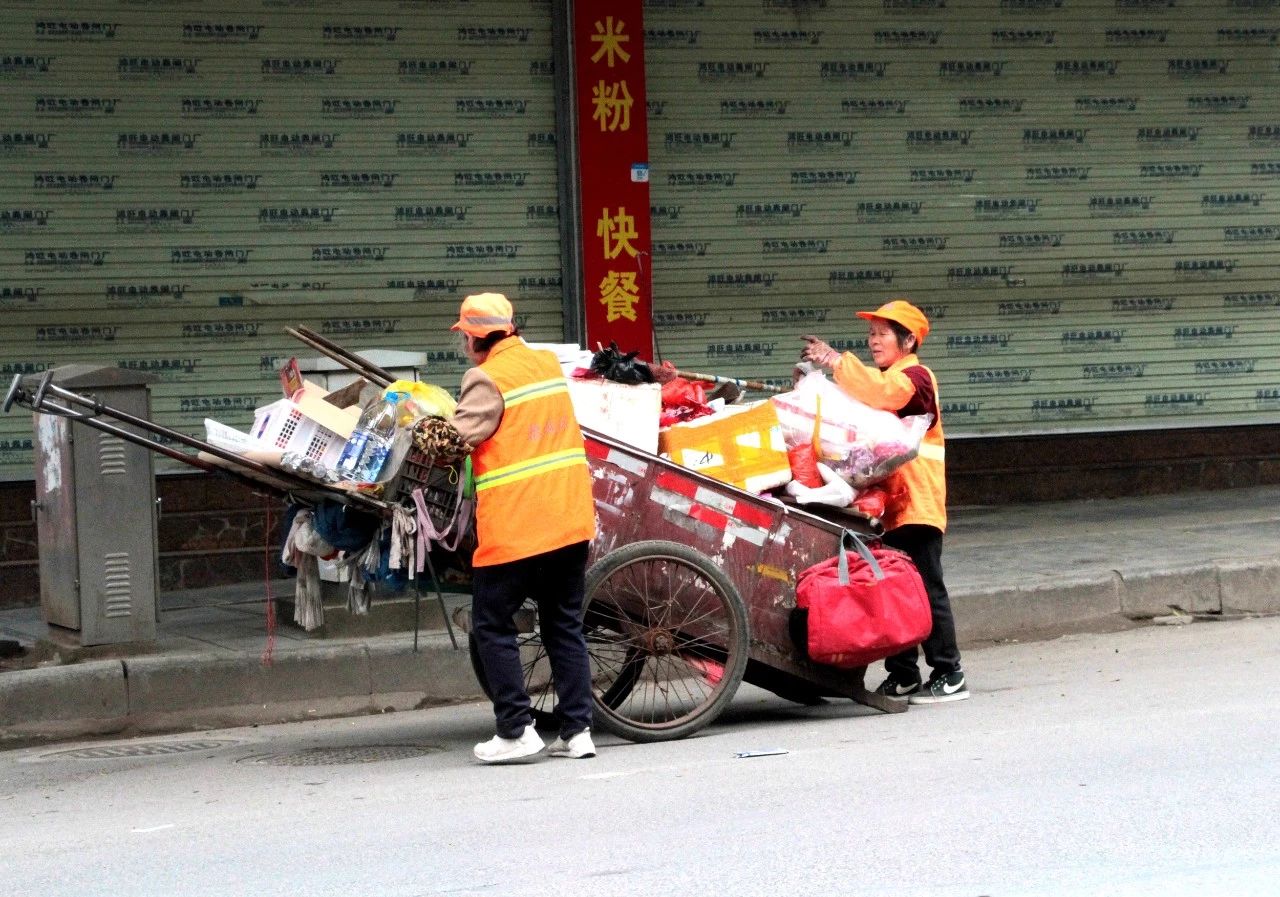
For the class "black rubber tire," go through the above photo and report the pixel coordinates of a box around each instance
[583,540,750,743]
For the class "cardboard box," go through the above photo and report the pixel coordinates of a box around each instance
[293,380,361,438]
[658,400,791,493]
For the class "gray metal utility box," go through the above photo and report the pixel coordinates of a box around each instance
[30,365,159,645]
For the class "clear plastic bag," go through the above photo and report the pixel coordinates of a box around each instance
[771,371,932,487]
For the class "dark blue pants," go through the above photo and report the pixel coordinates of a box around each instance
[882,525,962,680]
[470,540,594,739]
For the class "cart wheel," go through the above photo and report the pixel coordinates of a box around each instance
[583,540,750,743]
[467,610,559,731]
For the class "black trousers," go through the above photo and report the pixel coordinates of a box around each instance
[881,524,962,680]
[470,540,594,739]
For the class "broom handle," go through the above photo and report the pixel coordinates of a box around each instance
[658,367,784,394]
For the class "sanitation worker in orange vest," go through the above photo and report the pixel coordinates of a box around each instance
[802,299,969,704]
[449,292,599,762]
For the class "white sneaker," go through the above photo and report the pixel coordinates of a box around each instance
[546,729,596,759]
[473,727,545,764]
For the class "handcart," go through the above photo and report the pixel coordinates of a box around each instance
[6,336,907,745]
[470,425,907,744]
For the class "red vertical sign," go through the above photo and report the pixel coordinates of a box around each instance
[573,5,653,357]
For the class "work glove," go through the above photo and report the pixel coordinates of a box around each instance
[800,335,839,369]
[411,416,469,466]
[783,463,855,508]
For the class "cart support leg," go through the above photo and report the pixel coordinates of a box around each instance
[419,549,458,651]
[849,666,909,714]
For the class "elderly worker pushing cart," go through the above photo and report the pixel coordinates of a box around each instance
[444,292,599,763]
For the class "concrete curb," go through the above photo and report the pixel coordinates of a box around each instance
[1119,565,1223,616]
[955,558,1280,645]
[1,641,482,744]
[0,660,129,741]
[1218,560,1280,615]
[954,573,1124,643]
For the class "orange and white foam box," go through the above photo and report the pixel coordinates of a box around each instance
[657,400,792,494]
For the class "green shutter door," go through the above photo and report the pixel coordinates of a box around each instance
[643,2,1280,435]
[0,1,561,477]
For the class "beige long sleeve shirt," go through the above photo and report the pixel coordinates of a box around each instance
[450,366,504,451]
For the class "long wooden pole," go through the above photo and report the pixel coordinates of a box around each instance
[286,326,395,387]
[653,366,785,395]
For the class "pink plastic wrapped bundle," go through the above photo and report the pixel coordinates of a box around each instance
[770,372,932,488]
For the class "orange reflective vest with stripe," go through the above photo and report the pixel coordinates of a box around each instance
[832,352,947,533]
[470,338,596,566]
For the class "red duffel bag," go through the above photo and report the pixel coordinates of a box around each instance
[794,532,932,669]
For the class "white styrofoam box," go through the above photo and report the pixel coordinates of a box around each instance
[527,341,595,377]
[297,350,426,393]
[566,378,661,454]
[250,398,346,467]
[203,419,262,455]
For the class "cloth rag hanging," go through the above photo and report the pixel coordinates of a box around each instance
[388,504,417,579]
[279,508,336,631]
[412,480,473,557]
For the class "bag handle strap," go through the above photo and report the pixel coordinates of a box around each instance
[838,529,885,585]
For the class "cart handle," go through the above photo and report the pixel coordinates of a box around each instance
[2,374,24,414]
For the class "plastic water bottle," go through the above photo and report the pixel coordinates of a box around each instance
[337,392,401,482]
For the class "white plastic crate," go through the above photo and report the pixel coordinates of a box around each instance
[250,399,346,467]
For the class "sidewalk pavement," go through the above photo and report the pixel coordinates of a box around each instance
[3,485,1278,745]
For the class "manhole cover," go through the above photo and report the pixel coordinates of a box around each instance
[240,745,442,767]
[45,739,237,761]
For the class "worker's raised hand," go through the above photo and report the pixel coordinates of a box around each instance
[800,335,839,368]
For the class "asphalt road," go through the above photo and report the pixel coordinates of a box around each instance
[2,616,1277,897]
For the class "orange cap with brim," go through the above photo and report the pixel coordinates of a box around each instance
[451,292,515,338]
[856,299,930,346]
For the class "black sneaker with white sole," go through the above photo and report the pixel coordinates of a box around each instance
[873,675,922,699]
[908,670,969,704]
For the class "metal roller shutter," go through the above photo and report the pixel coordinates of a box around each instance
[0,0,562,478]
[642,1,1280,435]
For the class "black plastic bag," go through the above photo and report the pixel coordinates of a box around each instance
[588,341,654,385]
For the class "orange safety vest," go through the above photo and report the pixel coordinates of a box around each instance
[469,338,596,566]
[880,356,947,533]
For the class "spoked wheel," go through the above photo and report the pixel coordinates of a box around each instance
[467,603,558,731]
[583,540,750,742]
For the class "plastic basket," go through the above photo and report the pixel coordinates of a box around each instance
[397,445,435,495]
[385,446,465,529]
[250,398,345,467]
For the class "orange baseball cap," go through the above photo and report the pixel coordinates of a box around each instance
[451,292,515,338]
[856,299,930,346]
